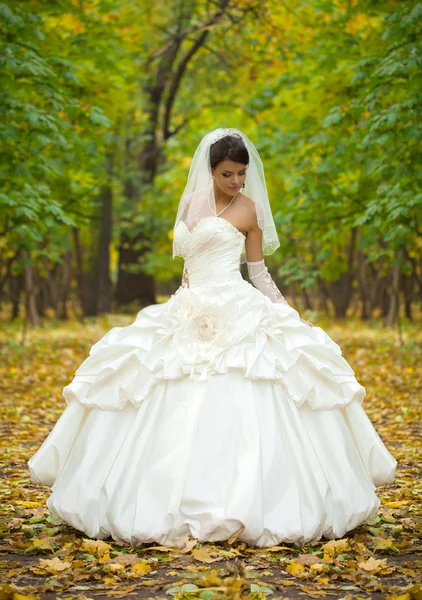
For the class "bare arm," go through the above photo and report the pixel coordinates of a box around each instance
[245,216,314,327]
[245,218,264,261]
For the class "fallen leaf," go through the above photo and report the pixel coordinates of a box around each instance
[192,548,221,563]
[107,586,137,597]
[38,557,72,573]
[286,562,305,576]
[297,554,325,565]
[80,538,112,557]
[107,563,125,573]
[131,562,152,576]
[321,539,350,556]
[227,525,245,544]
[175,536,198,553]
[358,557,388,573]
[109,554,140,565]
[32,538,55,552]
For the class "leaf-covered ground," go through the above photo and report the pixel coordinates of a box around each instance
[1,311,421,600]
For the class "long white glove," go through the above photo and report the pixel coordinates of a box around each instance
[247,259,314,327]
[247,259,289,304]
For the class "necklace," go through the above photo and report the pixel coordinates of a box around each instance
[216,190,239,217]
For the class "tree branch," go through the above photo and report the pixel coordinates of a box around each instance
[150,8,228,61]
[162,30,209,140]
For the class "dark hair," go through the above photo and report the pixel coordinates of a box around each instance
[210,135,249,169]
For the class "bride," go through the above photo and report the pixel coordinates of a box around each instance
[28,128,396,547]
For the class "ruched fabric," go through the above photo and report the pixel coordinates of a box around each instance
[28,216,396,546]
[61,279,366,412]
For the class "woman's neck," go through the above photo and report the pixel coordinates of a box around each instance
[213,182,234,208]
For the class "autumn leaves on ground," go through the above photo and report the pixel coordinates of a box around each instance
[0,314,420,600]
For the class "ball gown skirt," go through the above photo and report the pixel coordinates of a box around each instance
[28,217,397,547]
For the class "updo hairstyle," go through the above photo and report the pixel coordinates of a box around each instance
[209,135,249,169]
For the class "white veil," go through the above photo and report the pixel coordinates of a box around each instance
[172,127,280,264]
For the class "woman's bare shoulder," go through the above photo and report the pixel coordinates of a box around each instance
[238,194,260,228]
[239,192,254,206]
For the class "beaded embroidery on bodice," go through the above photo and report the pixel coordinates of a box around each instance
[174,217,246,287]
[174,216,245,258]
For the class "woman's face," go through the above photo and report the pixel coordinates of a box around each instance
[211,159,247,197]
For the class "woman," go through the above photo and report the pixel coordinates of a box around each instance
[28,127,396,547]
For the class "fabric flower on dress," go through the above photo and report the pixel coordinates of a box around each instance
[195,315,218,341]
[163,288,237,364]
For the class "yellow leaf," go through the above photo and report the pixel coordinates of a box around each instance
[409,575,422,600]
[310,563,325,572]
[107,586,137,597]
[358,557,388,572]
[386,595,410,600]
[321,539,350,556]
[80,538,112,557]
[38,557,72,573]
[194,570,223,587]
[374,538,394,551]
[286,562,305,576]
[99,552,111,562]
[32,539,55,552]
[191,547,221,563]
[131,562,152,576]
[107,563,125,573]
[409,584,422,600]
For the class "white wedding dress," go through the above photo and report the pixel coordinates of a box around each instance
[28,216,396,546]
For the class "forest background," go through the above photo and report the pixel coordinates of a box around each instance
[0,0,421,329]
[1,3,421,598]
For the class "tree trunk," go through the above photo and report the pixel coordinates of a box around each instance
[116,138,158,307]
[96,182,113,313]
[8,272,22,321]
[386,258,402,327]
[35,272,48,318]
[116,232,156,306]
[301,286,312,310]
[357,250,369,320]
[317,277,330,313]
[328,228,357,318]
[115,6,229,307]
[73,227,97,317]
[23,253,40,327]
[57,248,73,320]
[402,272,413,320]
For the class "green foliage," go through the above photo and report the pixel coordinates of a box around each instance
[0,1,111,267]
[1,0,420,302]
[244,0,422,285]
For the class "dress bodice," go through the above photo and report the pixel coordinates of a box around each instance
[174,217,246,286]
